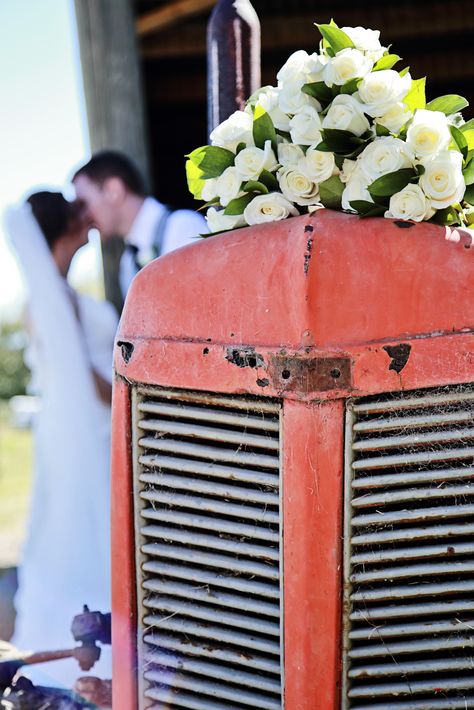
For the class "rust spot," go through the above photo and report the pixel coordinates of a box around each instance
[117,340,134,364]
[383,343,411,374]
[256,378,270,388]
[269,354,351,393]
[203,347,209,355]
[393,220,415,229]
[447,546,455,555]
[304,237,314,275]
[304,225,314,233]
[225,346,265,369]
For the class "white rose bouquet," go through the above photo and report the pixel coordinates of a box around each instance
[186,21,474,234]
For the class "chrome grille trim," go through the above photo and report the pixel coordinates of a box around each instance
[343,384,474,709]
[132,386,283,709]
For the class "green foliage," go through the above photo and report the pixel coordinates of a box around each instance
[316,22,355,54]
[187,145,235,179]
[302,81,333,105]
[349,200,386,217]
[373,54,402,71]
[368,168,417,199]
[0,322,30,401]
[462,159,474,186]
[404,78,426,112]
[224,193,255,215]
[319,175,345,209]
[243,181,269,194]
[426,94,469,116]
[252,105,277,153]
[464,184,474,206]
[450,125,468,159]
[185,158,206,199]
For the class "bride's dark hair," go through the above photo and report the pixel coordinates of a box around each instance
[27,191,83,249]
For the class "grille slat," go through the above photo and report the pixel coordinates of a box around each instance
[140,489,280,523]
[133,387,282,709]
[141,507,279,542]
[139,454,279,486]
[139,436,279,468]
[141,524,279,560]
[139,418,279,450]
[143,596,280,635]
[344,384,474,709]
[140,471,279,504]
[144,633,279,674]
[142,578,280,616]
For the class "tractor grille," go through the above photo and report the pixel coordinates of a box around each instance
[343,385,474,710]
[132,386,282,710]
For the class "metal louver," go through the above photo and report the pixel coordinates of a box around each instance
[343,385,474,710]
[132,386,282,710]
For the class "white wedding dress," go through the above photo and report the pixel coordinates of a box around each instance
[5,206,118,688]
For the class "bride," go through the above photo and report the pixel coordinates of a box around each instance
[4,192,117,687]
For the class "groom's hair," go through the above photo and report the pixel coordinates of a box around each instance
[73,150,147,197]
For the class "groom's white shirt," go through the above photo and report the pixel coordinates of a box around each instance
[119,196,207,297]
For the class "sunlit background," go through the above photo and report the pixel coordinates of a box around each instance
[0,0,101,322]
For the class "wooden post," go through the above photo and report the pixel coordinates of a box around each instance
[73,0,150,312]
[207,0,261,135]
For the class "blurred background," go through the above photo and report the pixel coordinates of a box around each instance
[1,0,473,640]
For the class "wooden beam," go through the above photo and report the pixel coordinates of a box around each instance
[136,0,216,37]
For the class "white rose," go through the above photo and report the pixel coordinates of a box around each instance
[341,26,386,62]
[341,167,373,211]
[289,105,323,145]
[216,166,243,207]
[278,142,305,168]
[277,50,326,85]
[419,151,466,209]
[385,184,435,222]
[299,148,338,183]
[234,140,278,181]
[374,102,412,134]
[243,192,299,225]
[255,87,290,131]
[278,167,320,206]
[357,70,412,117]
[323,48,373,87]
[210,110,253,152]
[278,78,321,115]
[201,178,218,202]
[406,109,452,158]
[340,159,357,183]
[359,137,414,182]
[206,207,246,232]
[322,94,370,136]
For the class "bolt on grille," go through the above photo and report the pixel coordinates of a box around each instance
[343,385,474,710]
[132,386,283,710]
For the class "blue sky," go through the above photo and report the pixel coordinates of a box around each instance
[0,0,98,319]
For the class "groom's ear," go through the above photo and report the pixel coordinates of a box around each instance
[103,176,126,205]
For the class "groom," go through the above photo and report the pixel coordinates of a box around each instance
[73,150,207,298]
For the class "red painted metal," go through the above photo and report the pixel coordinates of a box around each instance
[110,376,137,710]
[111,211,474,709]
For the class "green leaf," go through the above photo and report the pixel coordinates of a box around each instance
[462,159,474,186]
[376,123,391,137]
[349,200,385,217]
[426,94,469,116]
[302,81,333,105]
[185,159,205,199]
[399,66,411,77]
[464,184,474,206]
[373,54,402,71]
[450,125,468,159]
[259,169,279,191]
[252,105,277,152]
[340,78,361,95]
[404,78,426,112]
[186,145,235,179]
[430,206,459,226]
[319,128,369,155]
[460,119,474,133]
[461,129,474,152]
[243,180,269,194]
[319,175,345,210]
[236,142,247,154]
[368,168,417,199]
[224,193,255,215]
[316,22,355,54]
